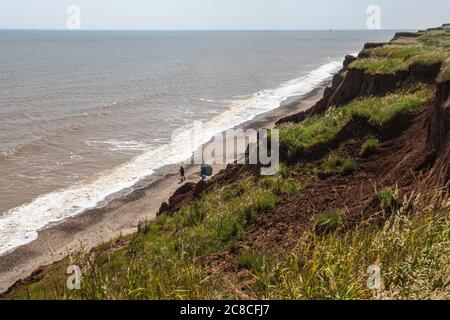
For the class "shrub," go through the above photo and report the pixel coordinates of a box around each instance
[360,138,380,157]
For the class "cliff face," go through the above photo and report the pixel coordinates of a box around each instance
[278,60,443,125]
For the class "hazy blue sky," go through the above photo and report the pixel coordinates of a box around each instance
[1,0,449,30]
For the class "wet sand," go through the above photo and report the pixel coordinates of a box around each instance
[0,86,326,293]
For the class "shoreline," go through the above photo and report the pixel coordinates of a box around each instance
[0,85,327,293]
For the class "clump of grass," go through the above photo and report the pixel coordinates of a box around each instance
[408,51,447,66]
[350,34,449,75]
[278,110,347,153]
[360,138,380,157]
[258,175,302,196]
[314,210,344,233]
[346,88,432,124]
[351,57,409,75]
[322,154,357,175]
[237,250,268,273]
[376,187,400,212]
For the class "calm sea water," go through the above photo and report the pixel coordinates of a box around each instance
[0,30,396,255]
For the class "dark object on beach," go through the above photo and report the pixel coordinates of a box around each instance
[179,166,186,182]
[200,164,213,180]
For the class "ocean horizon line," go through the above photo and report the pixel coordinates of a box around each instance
[0,28,411,32]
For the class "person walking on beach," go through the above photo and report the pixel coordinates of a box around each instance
[179,166,186,182]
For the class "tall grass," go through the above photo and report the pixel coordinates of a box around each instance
[242,188,450,300]
[351,57,409,75]
[360,138,379,157]
[314,210,344,233]
[346,88,431,124]
[278,112,347,153]
[352,33,450,75]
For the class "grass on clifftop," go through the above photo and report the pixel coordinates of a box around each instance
[353,46,448,75]
[252,187,449,300]
[279,87,432,155]
[351,29,450,75]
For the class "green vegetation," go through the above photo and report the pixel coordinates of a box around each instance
[257,175,302,197]
[278,112,347,152]
[351,57,409,75]
[314,210,344,233]
[347,88,431,124]
[237,250,270,273]
[418,29,450,49]
[352,29,450,75]
[8,186,448,300]
[7,175,300,300]
[253,189,449,300]
[376,187,400,212]
[279,88,432,155]
[353,45,447,75]
[322,154,357,175]
[360,138,379,157]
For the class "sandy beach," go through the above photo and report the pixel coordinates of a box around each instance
[0,86,326,293]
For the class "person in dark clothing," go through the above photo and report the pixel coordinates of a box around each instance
[179,166,186,182]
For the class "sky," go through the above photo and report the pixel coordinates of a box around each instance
[0,0,449,30]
